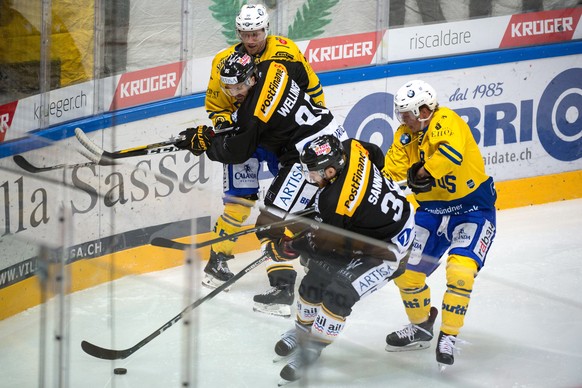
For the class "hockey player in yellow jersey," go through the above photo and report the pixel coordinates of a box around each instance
[200,4,324,316]
[382,80,497,369]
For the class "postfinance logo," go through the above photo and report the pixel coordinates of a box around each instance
[337,141,370,217]
[255,62,287,123]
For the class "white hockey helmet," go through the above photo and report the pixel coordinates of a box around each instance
[394,80,438,119]
[236,4,270,33]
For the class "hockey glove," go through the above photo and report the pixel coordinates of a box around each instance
[261,236,300,262]
[289,230,318,257]
[407,161,435,194]
[213,118,237,135]
[176,125,214,156]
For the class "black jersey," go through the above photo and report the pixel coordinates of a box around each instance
[206,60,342,166]
[315,139,412,244]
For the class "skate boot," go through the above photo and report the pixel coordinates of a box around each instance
[278,341,324,386]
[253,285,294,318]
[274,329,298,362]
[201,249,234,290]
[385,306,438,352]
[436,331,457,370]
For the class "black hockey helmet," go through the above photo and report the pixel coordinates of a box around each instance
[300,135,346,183]
[220,51,256,87]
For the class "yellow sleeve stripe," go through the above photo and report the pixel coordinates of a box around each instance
[438,144,463,165]
[254,62,288,123]
[336,141,370,217]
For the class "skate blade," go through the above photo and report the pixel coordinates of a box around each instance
[438,363,449,372]
[278,378,298,386]
[385,341,431,352]
[201,275,230,292]
[252,303,291,318]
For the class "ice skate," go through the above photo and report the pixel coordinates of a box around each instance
[201,250,234,291]
[273,329,298,362]
[436,331,457,371]
[385,306,438,352]
[253,286,294,318]
[277,343,322,386]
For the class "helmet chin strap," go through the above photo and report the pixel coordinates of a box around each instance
[418,110,434,123]
[418,110,434,130]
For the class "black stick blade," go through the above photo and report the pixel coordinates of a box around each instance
[81,340,132,360]
[150,237,189,251]
[13,155,46,173]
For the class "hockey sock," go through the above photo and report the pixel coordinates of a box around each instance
[394,269,432,324]
[266,260,296,288]
[441,254,477,335]
[309,304,345,346]
[211,201,253,255]
[296,296,319,327]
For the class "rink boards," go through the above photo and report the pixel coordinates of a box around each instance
[1,42,581,320]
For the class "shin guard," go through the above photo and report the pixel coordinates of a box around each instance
[394,270,432,324]
[211,201,253,255]
[441,254,477,335]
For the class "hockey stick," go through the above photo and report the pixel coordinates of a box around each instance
[81,252,270,360]
[74,127,184,164]
[150,206,316,252]
[12,154,99,173]
[80,207,315,360]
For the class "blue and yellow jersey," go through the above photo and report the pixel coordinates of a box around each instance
[383,106,496,214]
[205,35,324,126]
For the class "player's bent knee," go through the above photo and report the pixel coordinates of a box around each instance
[223,201,253,224]
[298,270,329,305]
[394,269,427,292]
[446,254,477,295]
[321,280,360,318]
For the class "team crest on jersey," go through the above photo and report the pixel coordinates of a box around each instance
[400,133,411,145]
[397,228,413,247]
[273,51,294,61]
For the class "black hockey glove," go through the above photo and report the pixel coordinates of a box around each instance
[176,125,214,156]
[407,161,435,194]
[261,236,300,262]
[289,230,318,256]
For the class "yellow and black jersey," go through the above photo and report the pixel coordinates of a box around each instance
[206,61,342,166]
[316,139,412,243]
[205,35,324,126]
[383,106,496,215]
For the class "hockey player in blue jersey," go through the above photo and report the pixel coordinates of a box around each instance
[382,79,497,368]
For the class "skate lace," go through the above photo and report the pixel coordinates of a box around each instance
[394,324,420,340]
[438,334,457,355]
[258,286,278,296]
[216,260,232,274]
[280,330,298,350]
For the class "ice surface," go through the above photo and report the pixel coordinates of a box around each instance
[1,199,581,387]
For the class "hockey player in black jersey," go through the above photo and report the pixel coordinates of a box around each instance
[177,51,348,317]
[273,135,415,384]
